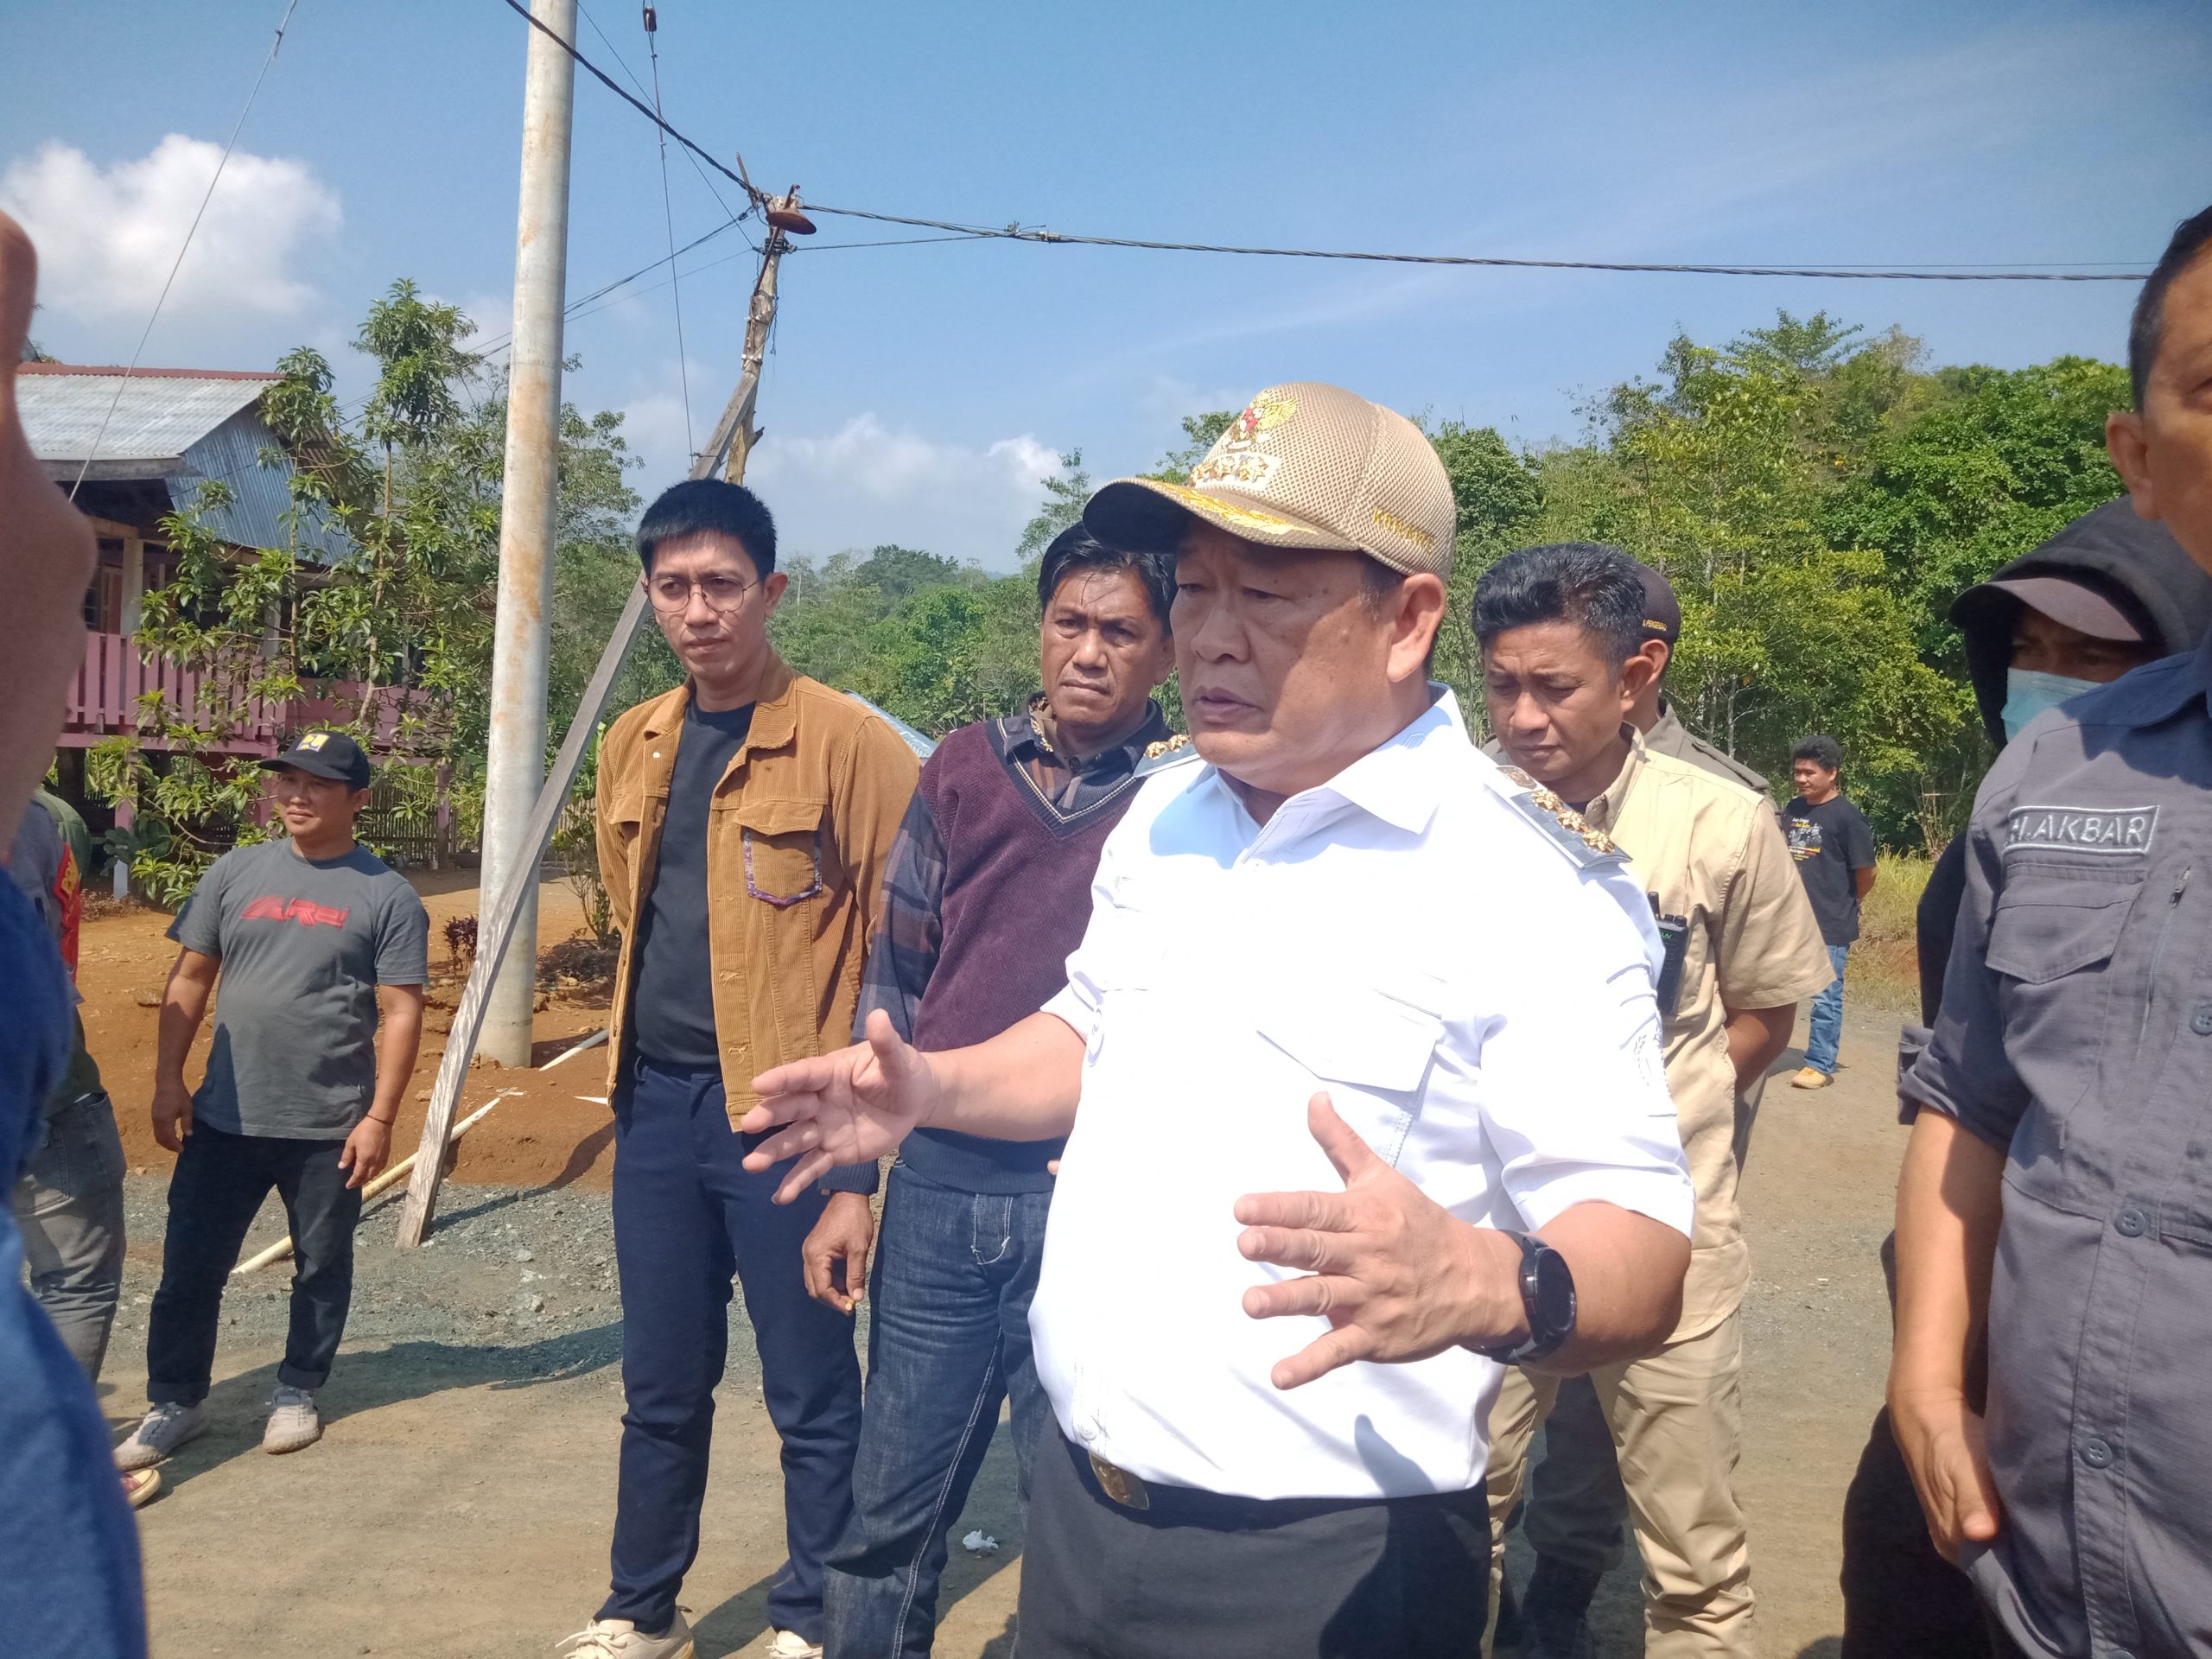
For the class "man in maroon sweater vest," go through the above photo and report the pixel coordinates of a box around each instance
[812,524,1179,1657]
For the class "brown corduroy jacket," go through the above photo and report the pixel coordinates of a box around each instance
[596,652,919,1121]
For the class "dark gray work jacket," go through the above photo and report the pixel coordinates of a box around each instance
[1909,631,2212,1659]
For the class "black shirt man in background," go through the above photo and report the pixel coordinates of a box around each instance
[1781,736,1876,1089]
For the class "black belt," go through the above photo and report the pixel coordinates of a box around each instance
[1062,1433,1477,1529]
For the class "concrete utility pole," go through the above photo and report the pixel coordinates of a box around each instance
[395,200,811,1247]
[478,0,578,1067]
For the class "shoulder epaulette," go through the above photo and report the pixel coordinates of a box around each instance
[1135,733,1200,778]
[1485,763,1626,869]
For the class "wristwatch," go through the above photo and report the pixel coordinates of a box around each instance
[1472,1231,1577,1365]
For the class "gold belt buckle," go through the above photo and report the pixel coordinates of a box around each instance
[1088,1449,1151,1510]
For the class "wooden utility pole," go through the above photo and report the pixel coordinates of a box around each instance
[395,204,809,1247]
[478,0,579,1067]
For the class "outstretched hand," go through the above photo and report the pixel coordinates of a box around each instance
[1235,1094,1525,1389]
[741,1008,938,1203]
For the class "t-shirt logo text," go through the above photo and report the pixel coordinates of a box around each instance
[2005,804,2158,857]
[240,894,353,928]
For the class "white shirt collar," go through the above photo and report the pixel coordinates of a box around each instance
[1203,684,1465,843]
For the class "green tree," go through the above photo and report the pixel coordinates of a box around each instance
[1015,450,1092,562]
[94,283,643,899]
[1522,315,1958,837]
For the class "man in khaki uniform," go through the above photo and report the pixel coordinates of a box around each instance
[1474,541,1834,1657]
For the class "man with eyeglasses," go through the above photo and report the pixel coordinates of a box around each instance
[563,480,919,1659]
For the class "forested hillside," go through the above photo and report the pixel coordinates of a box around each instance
[773,311,2132,848]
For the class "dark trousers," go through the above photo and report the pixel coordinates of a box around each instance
[146,1121,361,1405]
[601,1058,862,1641]
[1019,1432,1488,1659]
[1839,1407,1993,1659]
[824,1164,1052,1659]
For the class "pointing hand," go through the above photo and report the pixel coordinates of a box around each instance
[741,1008,940,1203]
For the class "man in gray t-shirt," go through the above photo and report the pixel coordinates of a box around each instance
[167,837,428,1137]
[117,731,428,1474]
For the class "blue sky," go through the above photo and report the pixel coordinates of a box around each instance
[4,0,2206,569]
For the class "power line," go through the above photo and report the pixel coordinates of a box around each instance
[492,0,2149,284]
[69,0,303,499]
[640,4,694,455]
[792,200,2152,283]
[497,0,765,209]
[574,0,755,238]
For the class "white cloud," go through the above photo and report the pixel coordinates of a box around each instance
[744,413,1065,570]
[0,135,340,328]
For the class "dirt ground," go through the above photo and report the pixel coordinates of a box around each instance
[77,876,1905,1658]
[80,873,626,1193]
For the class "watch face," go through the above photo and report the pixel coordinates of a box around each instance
[1532,1246,1578,1338]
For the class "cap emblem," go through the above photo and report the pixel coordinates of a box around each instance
[1218,391,1297,454]
[1190,449,1280,490]
[297,732,329,752]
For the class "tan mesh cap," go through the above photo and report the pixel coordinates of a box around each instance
[1084,382,1458,579]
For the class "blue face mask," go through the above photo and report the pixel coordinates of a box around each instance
[2002,667,2101,741]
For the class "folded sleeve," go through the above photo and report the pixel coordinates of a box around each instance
[1478,871,1695,1237]
[1041,823,1131,1046]
[1903,777,2027,1151]
[1713,804,1834,1010]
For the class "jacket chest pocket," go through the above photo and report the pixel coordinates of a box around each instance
[1985,874,2139,983]
[734,797,825,908]
[1983,872,2139,1144]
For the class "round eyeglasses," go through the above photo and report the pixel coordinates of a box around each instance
[647,573,761,615]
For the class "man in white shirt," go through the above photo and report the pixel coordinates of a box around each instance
[743,383,1696,1657]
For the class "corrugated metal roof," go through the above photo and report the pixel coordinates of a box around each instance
[174,409,353,562]
[18,365,278,464]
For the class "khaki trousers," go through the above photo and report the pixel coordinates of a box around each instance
[1485,1312,1753,1658]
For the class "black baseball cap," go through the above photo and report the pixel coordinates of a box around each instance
[261,730,372,789]
[1631,561,1681,646]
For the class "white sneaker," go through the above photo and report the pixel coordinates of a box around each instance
[114,1402,207,1470]
[262,1384,322,1454]
[553,1609,695,1658]
[767,1633,823,1659]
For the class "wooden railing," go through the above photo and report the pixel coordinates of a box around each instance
[60,632,415,755]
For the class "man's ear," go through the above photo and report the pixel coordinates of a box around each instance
[1620,643,1663,702]
[1389,573,1448,683]
[761,569,791,614]
[2107,410,2161,522]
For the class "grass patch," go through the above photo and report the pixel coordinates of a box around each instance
[1846,852,1932,1015]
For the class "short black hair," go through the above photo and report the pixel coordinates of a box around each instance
[2129,205,2212,410]
[1038,524,1174,631]
[1471,542,1647,669]
[1793,734,1843,772]
[636,478,777,576]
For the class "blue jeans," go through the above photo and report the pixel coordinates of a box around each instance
[823,1162,1053,1659]
[1805,944,1851,1075]
[601,1058,862,1640]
